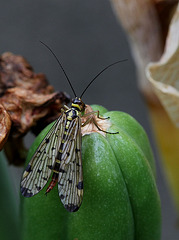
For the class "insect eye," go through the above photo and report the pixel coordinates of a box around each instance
[79,100,85,108]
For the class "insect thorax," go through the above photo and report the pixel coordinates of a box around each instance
[66,108,80,120]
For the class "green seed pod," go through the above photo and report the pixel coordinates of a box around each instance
[21,105,161,240]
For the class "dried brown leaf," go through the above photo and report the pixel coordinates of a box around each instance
[0,104,11,150]
[0,88,68,137]
[0,52,70,165]
[0,52,53,95]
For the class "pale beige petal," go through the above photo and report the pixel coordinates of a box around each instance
[146,4,179,127]
[110,0,163,98]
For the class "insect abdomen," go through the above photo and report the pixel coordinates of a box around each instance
[45,172,58,194]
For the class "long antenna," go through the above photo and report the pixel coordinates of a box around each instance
[80,59,127,98]
[40,41,77,97]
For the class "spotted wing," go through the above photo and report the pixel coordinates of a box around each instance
[58,116,83,212]
[21,114,66,197]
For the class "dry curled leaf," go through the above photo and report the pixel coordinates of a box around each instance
[0,104,11,150]
[146,4,179,127]
[0,52,70,165]
[0,88,68,137]
[0,52,53,95]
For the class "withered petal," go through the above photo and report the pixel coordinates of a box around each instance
[81,105,111,137]
[0,52,71,165]
[0,52,54,96]
[0,88,67,137]
[0,104,11,150]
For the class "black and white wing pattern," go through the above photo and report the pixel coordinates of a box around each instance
[58,116,83,212]
[21,114,66,197]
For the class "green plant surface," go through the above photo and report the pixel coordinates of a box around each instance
[21,105,161,240]
[0,152,20,240]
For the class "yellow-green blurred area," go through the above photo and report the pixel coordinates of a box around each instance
[0,1,178,239]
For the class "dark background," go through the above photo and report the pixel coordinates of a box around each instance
[1,1,179,239]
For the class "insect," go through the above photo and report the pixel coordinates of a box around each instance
[20,41,126,212]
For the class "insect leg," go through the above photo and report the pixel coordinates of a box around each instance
[83,110,109,120]
[82,116,118,134]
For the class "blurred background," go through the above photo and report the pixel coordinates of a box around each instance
[0,1,179,239]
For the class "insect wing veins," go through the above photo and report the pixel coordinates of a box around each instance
[58,116,83,212]
[21,114,66,197]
